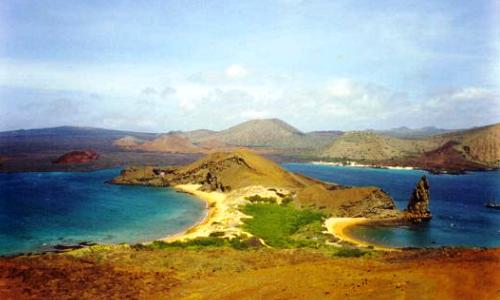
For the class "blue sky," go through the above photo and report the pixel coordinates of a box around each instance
[0,0,498,132]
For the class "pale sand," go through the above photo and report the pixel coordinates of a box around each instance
[159,185,398,252]
[325,217,399,252]
[161,184,230,242]
[162,184,287,242]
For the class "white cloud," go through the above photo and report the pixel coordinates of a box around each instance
[1,56,497,132]
[326,78,356,97]
[141,87,158,95]
[225,64,248,79]
[240,109,270,119]
[448,87,497,101]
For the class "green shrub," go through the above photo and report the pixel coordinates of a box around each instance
[280,196,293,206]
[334,247,367,258]
[143,235,261,250]
[209,231,225,237]
[245,195,277,204]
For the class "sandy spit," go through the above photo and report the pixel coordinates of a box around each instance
[324,217,399,252]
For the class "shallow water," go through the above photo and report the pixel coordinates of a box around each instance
[0,169,205,255]
[283,163,500,248]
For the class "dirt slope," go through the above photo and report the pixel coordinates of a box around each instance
[0,247,497,299]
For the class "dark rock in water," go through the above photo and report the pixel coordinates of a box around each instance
[405,176,431,221]
[53,150,99,164]
[52,241,97,252]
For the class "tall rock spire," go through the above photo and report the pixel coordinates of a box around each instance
[406,176,432,221]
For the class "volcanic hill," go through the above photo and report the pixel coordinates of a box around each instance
[195,119,333,149]
[53,150,100,164]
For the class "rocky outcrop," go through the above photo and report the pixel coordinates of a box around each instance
[405,176,431,221]
[393,141,489,173]
[52,150,99,164]
[112,149,400,218]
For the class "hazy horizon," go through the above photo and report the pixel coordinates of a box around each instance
[2,117,499,135]
[1,1,499,132]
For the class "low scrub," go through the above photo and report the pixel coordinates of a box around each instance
[333,247,368,258]
[240,202,327,248]
[245,195,277,204]
[135,236,262,251]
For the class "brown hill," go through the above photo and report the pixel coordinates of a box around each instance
[392,141,488,172]
[318,131,436,161]
[429,123,500,167]
[195,139,232,151]
[53,150,99,164]
[182,129,217,142]
[113,149,400,217]
[134,133,201,153]
[200,119,332,149]
[113,135,144,148]
[318,123,500,170]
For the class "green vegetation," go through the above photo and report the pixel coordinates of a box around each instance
[280,195,293,205]
[246,194,294,206]
[208,231,225,237]
[245,194,277,204]
[333,247,368,258]
[134,235,261,251]
[240,202,327,248]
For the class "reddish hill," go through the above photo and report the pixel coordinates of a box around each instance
[397,141,487,172]
[137,133,201,153]
[53,150,99,164]
[196,139,233,151]
[113,136,144,148]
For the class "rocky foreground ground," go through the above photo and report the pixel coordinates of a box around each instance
[0,247,498,299]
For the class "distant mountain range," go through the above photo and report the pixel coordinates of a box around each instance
[1,119,498,171]
[318,123,500,170]
[113,118,335,153]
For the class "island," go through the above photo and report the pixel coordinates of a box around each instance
[52,149,100,164]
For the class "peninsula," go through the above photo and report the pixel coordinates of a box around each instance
[112,149,430,246]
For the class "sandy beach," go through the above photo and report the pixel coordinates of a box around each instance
[161,184,251,242]
[160,184,294,243]
[161,185,398,252]
[324,217,398,251]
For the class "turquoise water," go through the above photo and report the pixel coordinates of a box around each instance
[2,165,499,255]
[283,163,500,248]
[0,169,205,256]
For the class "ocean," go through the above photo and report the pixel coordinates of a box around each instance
[1,165,499,255]
[0,168,205,256]
[283,163,500,248]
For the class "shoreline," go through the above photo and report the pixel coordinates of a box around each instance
[161,186,402,251]
[324,217,399,252]
[309,161,498,175]
[160,184,223,242]
[311,161,415,171]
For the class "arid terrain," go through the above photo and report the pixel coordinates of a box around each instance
[0,246,498,299]
[1,119,498,173]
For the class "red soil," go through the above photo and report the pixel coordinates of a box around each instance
[52,150,99,164]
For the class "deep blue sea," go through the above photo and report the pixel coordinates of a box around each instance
[284,163,500,248]
[0,168,205,256]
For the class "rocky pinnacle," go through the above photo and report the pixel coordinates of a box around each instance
[406,176,431,221]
